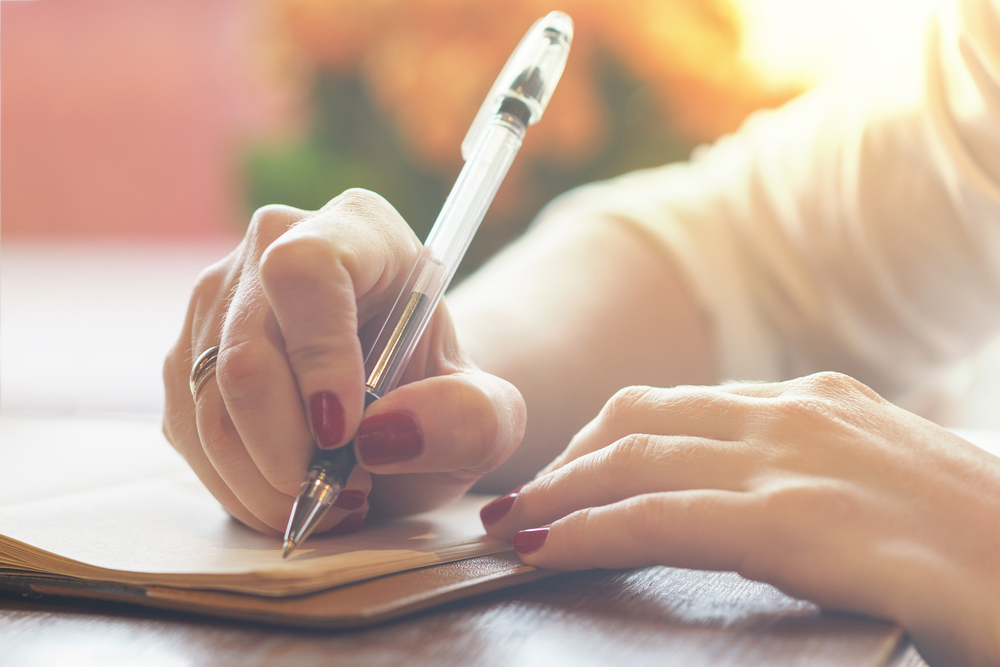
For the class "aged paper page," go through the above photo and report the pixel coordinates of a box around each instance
[0,417,507,596]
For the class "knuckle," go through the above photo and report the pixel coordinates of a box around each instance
[326,188,395,218]
[199,422,233,464]
[284,333,360,376]
[770,395,838,425]
[796,371,882,403]
[562,505,607,551]
[192,260,229,298]
[162,344,185,392]
[323,189,419,270]
[197,415,248,481]
[323,188,410,241]
[161,409,182,451]
[187,260,232,320]
[602,385,655,426]
[247,204,300,244]
[607,433,654,468]
[260,232,338,284]
[161,416,175,448]
[162,347,192,415]
[801,370,854,394]
[215,342,271,411]
[162,412,197,460]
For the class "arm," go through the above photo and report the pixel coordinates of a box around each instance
[456,0,1000,489]
[473,1,1000,665]
[460,0,1000,412]
[451,212,716,490]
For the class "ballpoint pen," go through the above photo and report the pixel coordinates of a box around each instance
[282,11,573,558]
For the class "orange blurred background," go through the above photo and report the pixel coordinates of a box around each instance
[7,0,998,427]
[2,0,944,243]
[2,0,792,242]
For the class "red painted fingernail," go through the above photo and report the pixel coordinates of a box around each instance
[512,527,549,554]
[333,489,366,511]
[480,494,517,527]
[355,412,423,465]
[328,512,365,535]
[310,391,345,450]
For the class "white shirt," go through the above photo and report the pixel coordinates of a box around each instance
[540,0,1000,410]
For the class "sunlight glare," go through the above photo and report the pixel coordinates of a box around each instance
[734,0,946,88]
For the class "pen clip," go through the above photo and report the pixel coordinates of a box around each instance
[460,11,573,161]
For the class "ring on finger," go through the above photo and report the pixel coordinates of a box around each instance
[189,345,220,401]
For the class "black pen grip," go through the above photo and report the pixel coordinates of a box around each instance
[307,390,379,484]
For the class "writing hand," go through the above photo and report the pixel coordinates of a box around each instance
[164,189,525,535]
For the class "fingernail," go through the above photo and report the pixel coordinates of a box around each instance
[355,412,423,465]
[480,493,517,527]
[333,489,366,511]
[328,512,365,535]
[310,391,345,449]
[512,527,549,554]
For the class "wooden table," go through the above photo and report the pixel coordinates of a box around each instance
[3,415,973,667]
[0,565,927,666]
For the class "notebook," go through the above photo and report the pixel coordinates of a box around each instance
[0,416,550,626]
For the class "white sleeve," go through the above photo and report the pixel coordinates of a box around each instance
[538,0,1000,402]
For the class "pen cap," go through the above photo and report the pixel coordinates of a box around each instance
[461,11,573,161]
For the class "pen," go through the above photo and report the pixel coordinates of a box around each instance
[282,11,573,557]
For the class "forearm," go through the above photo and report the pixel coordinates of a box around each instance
[698,0,1000,401]
[450,211,716,490]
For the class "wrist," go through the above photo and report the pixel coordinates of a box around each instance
[898,560,1000,667]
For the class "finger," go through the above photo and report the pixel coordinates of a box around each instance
[196,380,302,531]
[511,490,757,574]
[209,339,376,534]
[164,212,371,537]
[258,190,422,457]
[354,368,526,476]
[538,385,752,477]
[215,205,318,495]
[175,404,370,539]
[195,372,370,534]
[164,343,276,534]
[163,256,283,533]
[353,299,524,477]
[483,434,751,539]
[163,253,229,453]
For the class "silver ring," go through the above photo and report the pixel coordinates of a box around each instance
[189,346,220,400]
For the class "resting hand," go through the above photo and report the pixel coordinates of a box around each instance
[482,372,1000,667]
[163,189,525,536]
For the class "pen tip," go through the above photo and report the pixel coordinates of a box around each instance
[282,539,295,559]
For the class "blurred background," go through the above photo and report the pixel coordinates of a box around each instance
[4,0,997,424]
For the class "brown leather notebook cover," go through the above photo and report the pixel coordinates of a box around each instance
[0,551,555,627]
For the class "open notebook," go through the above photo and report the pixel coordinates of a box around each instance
[0,416,550,626]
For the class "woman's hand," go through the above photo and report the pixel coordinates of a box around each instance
[481,372,1000,667]
[163,189,525,536]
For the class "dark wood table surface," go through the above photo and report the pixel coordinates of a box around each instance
[1,415,967,667]
[0,565,929,667]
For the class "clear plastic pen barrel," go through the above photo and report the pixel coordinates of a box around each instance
[282,12,572,558]
[364,112,526,396]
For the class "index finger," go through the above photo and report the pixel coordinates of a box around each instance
[258,189,422,453]
[537,385,750,477]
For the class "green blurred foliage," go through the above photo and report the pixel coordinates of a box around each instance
[243,52,695,277]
